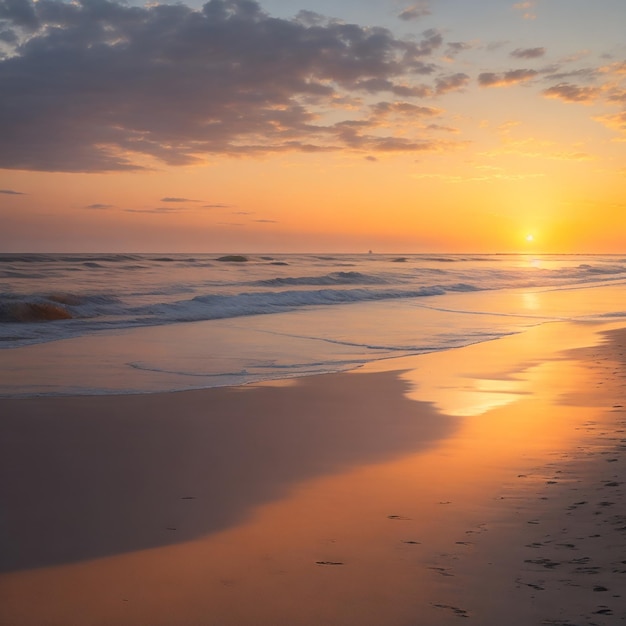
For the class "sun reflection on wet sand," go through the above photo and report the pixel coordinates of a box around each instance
[0,322,623,625]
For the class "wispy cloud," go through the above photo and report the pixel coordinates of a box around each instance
[435,73,470,94]
[398,2,431,21]
[543,68,599,83]
[0,188,25,195]
[538,59,626,138]
[124,207,188,214]
[512,1,537,20]
[594,111,626,133]
[543,83,600,103]
[84,203,114,209]
[160,197,201,203]
[510,47,546,59]
[442,41,475,63]
[478,69,539,88]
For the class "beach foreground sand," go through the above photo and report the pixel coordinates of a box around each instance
[1,321,625,625]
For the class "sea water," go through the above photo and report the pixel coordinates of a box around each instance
[1,253,625,396]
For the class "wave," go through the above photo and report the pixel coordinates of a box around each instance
[252,271,386,287]
[0,293,122,323]
[142,283,483,324]
[0,282,480,327]
[0,301,73,322]
[0,253,144,264]
[577,263,626,275]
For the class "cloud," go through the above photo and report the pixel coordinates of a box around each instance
[371,101,442,118]
[426,123,460,133]
[543,83,600,103]
[0,0,453,172]
[398,2,431,21]
[594,111,626,133]
[84,203,114,209]
[478,69,539,87]
[205,203,234,209]
[254,219,278,223]
[512,1,537,20]
[543,67,599,82]
[510,47,545,59]
[497,120,522,134]
[0,188,25,194]
[559,50,591,64]
[435,73,470,95]
[486,41,509,53]
[0,0,38,30]
[607,89,626,104]
[443,41,473,61]
[125,207,190,214]
[160,197,201,203]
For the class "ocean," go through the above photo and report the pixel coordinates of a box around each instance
[1,252,625,396]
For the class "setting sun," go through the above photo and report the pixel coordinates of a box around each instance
[526,234,535,243]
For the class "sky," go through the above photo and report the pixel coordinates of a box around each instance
[1,0,625,253]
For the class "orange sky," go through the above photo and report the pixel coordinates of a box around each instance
[1,0,625,252]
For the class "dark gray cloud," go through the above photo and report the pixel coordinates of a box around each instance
[0,0,38,29]
[0,0,452,172]
[0,188,25,194]
[84,203,114,209]
[510,47,545,59]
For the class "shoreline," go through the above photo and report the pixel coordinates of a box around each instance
[4,276,626,399]
[1,321,625,624]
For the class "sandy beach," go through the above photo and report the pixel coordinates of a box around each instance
[1,320,625,625]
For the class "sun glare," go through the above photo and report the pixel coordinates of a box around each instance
[526,234,534,243]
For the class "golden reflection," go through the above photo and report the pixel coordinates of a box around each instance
[0,322,619,626]
[521,290,540,311]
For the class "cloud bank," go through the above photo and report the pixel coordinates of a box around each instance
[0,0,456,172]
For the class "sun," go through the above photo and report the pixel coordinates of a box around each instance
[525,234,534,243]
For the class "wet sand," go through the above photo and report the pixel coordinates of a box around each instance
[1,321,625,625]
